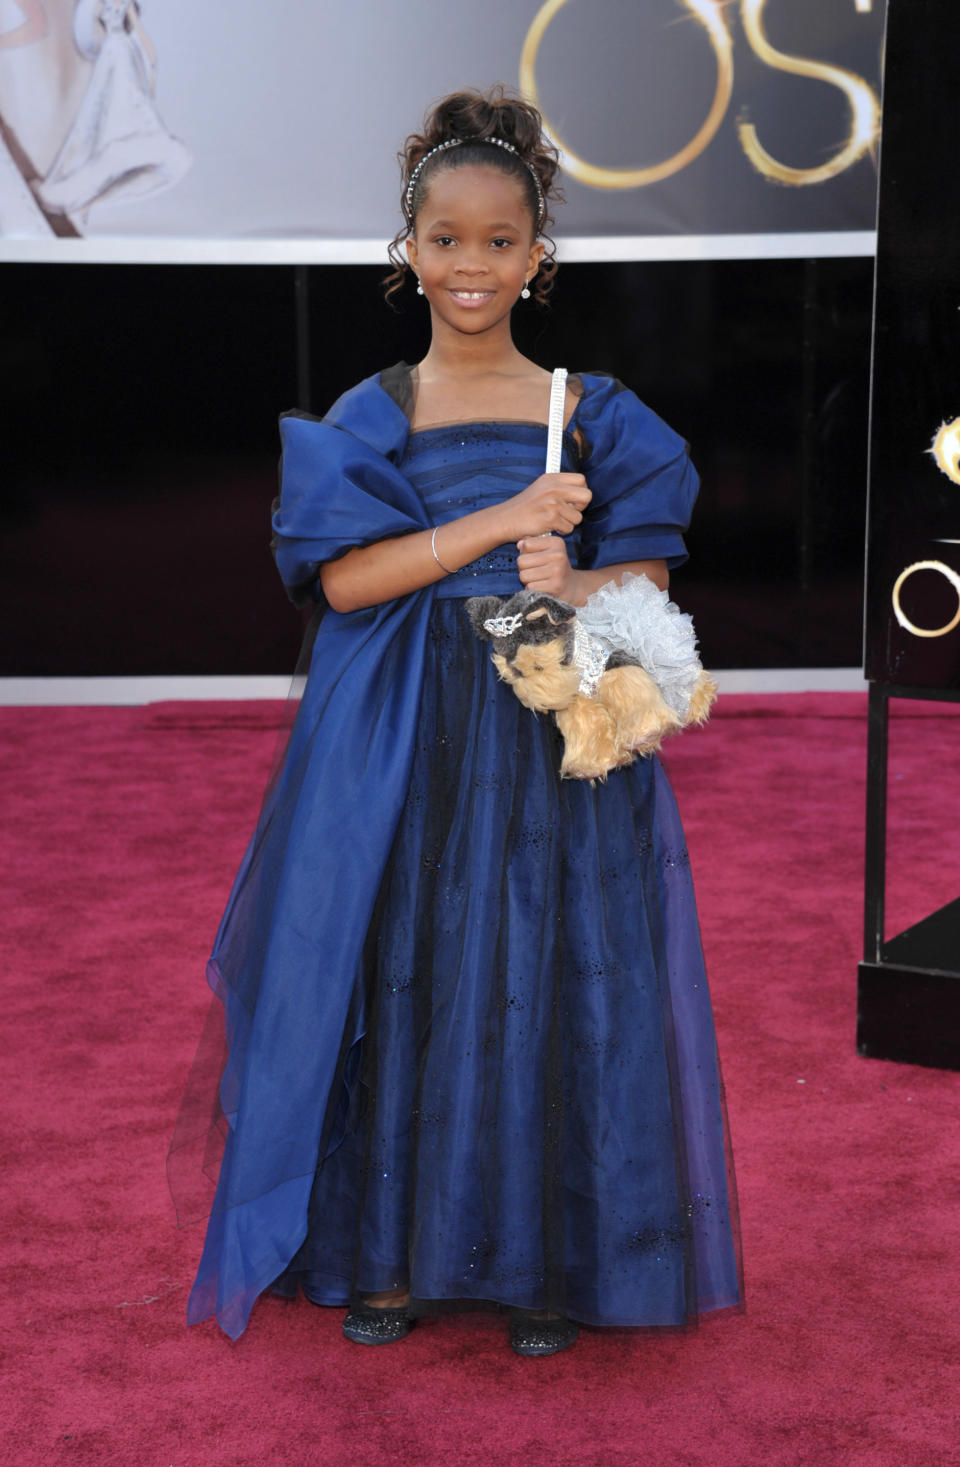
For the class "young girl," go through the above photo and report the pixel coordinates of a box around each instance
[172,86,744,1358]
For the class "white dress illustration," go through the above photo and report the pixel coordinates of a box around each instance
[34,0,190,215]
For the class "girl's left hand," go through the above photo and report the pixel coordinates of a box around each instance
[516,534,581,602]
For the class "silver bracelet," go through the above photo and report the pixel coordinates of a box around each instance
[431,525,454,575]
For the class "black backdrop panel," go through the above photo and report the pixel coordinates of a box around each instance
[0,258,872,677]
[864,0,960,688]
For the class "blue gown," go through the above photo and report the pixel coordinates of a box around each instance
[172,366,743,1340]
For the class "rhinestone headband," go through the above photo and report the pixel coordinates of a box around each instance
[404,137,545,230]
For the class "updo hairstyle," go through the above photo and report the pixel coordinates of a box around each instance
[384,86,562,308]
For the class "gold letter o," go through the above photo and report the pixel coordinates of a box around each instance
[519,0,734,189]
[891,560,960,640]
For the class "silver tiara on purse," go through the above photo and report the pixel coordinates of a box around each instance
[482,612,524,638]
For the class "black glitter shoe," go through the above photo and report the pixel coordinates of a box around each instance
[509,1312,579,1358]
[342,1301,414,1346]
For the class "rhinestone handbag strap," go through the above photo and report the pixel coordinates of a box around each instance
[545,367,568,474]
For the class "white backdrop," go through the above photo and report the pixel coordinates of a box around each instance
[0,0,885,262]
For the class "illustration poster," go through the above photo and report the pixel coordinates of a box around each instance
[0,0,885,261]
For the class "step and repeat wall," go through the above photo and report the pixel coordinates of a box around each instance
[0,2,886,677]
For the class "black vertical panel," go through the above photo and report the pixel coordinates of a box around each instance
[858,0,960,1073]
[864,0,960,687]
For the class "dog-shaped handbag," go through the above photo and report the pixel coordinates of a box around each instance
[466,574,716,782]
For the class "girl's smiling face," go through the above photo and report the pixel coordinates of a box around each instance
[406,163,545,335]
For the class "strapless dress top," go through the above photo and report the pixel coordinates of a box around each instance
[399,420,582,599]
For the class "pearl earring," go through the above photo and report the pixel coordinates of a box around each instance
[416,280,424,295]
[520,281,531,300]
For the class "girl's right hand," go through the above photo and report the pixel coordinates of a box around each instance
[498,472,592,541]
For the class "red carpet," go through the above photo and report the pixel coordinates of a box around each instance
[1,693,958,1466]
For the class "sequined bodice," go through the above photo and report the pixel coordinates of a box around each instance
[399,421,581,599]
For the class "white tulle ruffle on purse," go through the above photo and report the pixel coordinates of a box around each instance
[578,570,712,724]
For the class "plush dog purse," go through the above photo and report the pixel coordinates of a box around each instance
[465,369,716,781]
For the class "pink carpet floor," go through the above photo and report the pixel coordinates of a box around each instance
[1,692,958,1467]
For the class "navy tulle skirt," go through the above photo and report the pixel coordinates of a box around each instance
[270,598,742,1327]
